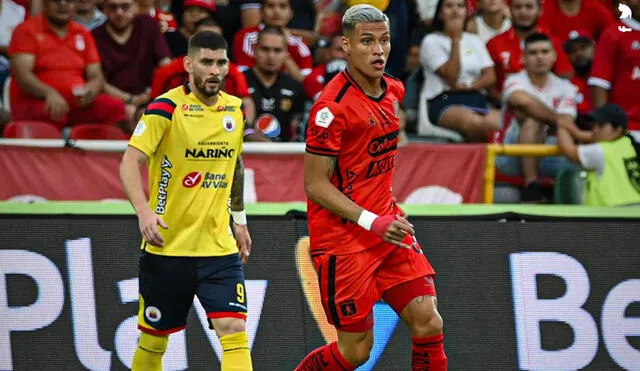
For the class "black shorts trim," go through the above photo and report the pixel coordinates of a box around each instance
[327,255,341,327]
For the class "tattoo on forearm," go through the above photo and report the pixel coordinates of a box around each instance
[326,156,336,178]
[230,156,244,211]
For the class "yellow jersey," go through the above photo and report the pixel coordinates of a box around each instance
[128,84,245,257]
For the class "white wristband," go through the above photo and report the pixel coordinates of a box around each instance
[230,210,247,225]
[357,210,378,231]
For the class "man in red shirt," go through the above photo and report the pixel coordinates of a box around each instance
[296,5,446,371]
[232,0,313,82]
[588,0,640,132]
[486,0,573,97]
[564,30,594,115]
[9,0,126,129]
[540,0,615,43]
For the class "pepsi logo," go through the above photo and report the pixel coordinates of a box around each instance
[183,172,203,188]
[255,114,281,138]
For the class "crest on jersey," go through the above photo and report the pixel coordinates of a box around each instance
[624,157,640,193]
[256,114,281,138]
[145,306,162,322]
[280,98,292,112]
[316,107,334,128]
[223,115,236,132]
[133,121,146,136]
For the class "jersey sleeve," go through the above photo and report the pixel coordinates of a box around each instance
[305,101,344,157]
[82,29,101,65]
[129,97,175,156]
[557,81,578,117]
[588,27,616,90]
[232,29,254,70]
[578,143,605,172]
[502,74,527,103]
[8,22,36,55]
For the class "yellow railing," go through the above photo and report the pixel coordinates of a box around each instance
[484,144,562,203]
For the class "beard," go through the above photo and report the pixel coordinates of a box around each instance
[194,75,222,97]
[573,59,592,77]
[512,16,539,33]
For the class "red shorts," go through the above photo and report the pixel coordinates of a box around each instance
[11,94,127,129]
[313,238,436,332]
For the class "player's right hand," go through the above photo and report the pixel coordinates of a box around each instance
[371,215,415,249]
[138,208,168,247]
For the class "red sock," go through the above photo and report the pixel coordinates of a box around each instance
[412,333,448,371]
[295,342,355,371]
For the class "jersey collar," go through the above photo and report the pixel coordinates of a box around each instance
[341,68,388,103]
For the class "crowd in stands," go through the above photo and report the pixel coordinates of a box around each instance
[0,0,639,204]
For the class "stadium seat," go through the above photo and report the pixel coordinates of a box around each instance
[3,121,62,139]
[416,80,464,142]
[554,168,586,205]
[68,123,128,140]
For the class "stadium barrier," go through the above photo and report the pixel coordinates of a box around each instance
[1,202,639,371]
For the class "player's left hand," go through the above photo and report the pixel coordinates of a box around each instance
[233,223,252,264]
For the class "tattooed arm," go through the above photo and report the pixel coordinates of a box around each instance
[230,155,245,212]
[303,153,364,223]
[230,155,251,263]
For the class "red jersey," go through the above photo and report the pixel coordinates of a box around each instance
[487,27,574,91]
[588,20,640,131]
[540,0,614,43]
[306,70,405,256]
[148,8,177,33]
[232,25,313,76]
[150,57,250,100]
[571,74,592,115]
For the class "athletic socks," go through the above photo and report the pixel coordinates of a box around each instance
[220,331,253,371]
[295,342,355,371]
[412,333,448,371]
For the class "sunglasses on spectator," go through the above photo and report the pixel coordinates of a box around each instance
[105,2,133,10]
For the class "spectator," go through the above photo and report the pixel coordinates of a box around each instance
[588,0,640,134]
[9,0,126,130]
[165,0,214,57]
[302,34,346,101]
[74,0,106,30]
[420,0,500,142]
[244,26,305,141]
[402,41,424,133]
[93,0,171,123]
[0,0,25,83]
[486,0,573,101]
[557,104,640,206]
[540,0,615,43]
[564,30,594,116]
[497,33,578,202]
[466,0,511,43]
[136,0,176,33]
[233,0,313,82]
[150,18,258,132]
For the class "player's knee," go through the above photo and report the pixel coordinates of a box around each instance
[340,333,373,366]
[410,310,444,338]
[138,332,169,354]
[211,317,246,337]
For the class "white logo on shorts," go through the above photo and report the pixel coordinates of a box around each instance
[145,306,162,322]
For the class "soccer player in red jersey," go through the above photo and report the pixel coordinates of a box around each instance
[296,5,447,371]
[588,0,640,132]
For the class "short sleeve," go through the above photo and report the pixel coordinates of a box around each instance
[129,98,174,156]
[578,143,605,172]
[420,34,450,73]
[588,27,616,90]
[305,101,344,156]
[556,82,578,117]
[502,74,527,103]
[8,23,36,55]
[82,30,101,64]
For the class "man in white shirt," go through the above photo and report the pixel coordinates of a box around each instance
[497,32,579,202]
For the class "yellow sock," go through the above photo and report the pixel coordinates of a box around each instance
[220,331,253,371]
[132,332,168,371]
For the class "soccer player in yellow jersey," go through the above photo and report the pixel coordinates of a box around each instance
[119,30,253,371]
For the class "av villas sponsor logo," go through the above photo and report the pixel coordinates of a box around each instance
[182,172,228,189]
[155,155,173,215]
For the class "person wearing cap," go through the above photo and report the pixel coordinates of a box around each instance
[564,30,594,116]
[557,103,640,206]
[164,0,214,57]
